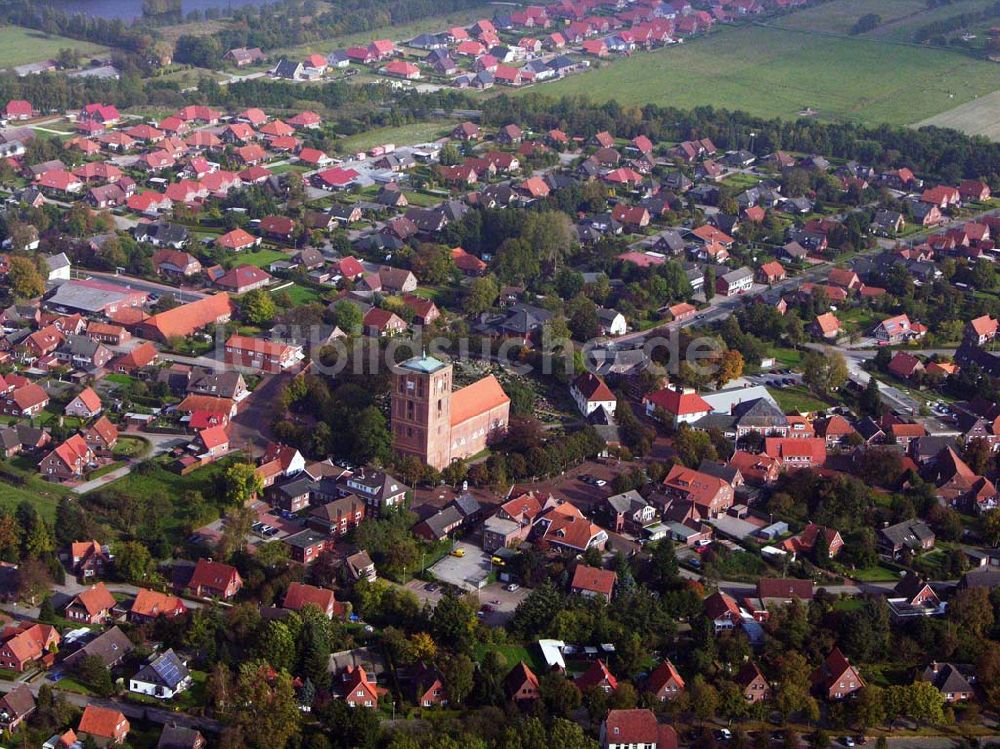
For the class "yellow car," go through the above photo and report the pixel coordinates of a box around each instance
[450,548,465,558]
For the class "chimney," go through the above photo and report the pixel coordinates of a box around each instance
[931,662,939,674]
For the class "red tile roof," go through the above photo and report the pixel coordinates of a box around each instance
[570,564,616,596]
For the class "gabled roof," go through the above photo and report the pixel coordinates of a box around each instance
[576,658,618,691]
[570,564,616,597]
[646,658,685,694]
[644,387,711,416]
[70,582,116,616]
[78,705,128,740]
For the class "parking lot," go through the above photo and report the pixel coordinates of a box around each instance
[427,541,491,592]
[477,581,530,626]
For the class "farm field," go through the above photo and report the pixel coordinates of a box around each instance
[914,91,1000,141]
[528,24,1000,127]
[0,25,109,69]
[775,0,927,35]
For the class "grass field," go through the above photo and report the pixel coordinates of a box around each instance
[337,122,451,154]
[0,25,109,69]
[767,385,833,414]
[529,24,1000,126]
[774,0,999,41]
[0,459,70,521]
[776,0,927,35]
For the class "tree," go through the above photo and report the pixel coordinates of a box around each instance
[230,662,301,749]
[539,672,582,717]
[7,255,44,298]
[258,620,297,671]
[330,300,363,336]
[242,289,277,325]
[802,349,848,395]
[649,539,679,591]
[411,243,456,285]
[464,275,499,315]
[906,680,944,725]
[74,653,115,697]
[353,406,392,465]
[963,437,992,476]
[690,675,719,724]
[716,349,744,388]
[949,587,993,637]
[432,592,477,653]
[859,377,881,417]
[852,686,886,730]
[774,651,819,721]
[984,508,1000,547]
[673,425,718,468]
[113,541,155,583]
[704,266,716,301]
[223,462,263,506]
[440,653,475,705]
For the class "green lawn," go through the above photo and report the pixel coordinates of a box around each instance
[473,643,546,673]
[337,122,451,154]
[112,436,150,459]
[0,25,110,69]
[767,385,833,414]
[850,564,903,582]
[234,248,290,269]
[527,24,1000,126]
[273,284,321,304]
[766,347,804,368]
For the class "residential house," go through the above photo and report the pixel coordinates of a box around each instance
[129,649,191,700]
[78,705,130,746]
[921,662,976,702]
[65,387,102,418]
[70,540,111,580]
[736,661,770,703]
[505,661,541,703]
[64,582,116,624]
[600,709,676,749]
[569,564,617,603]
[129,588,187,624]
[812,647,864,700]
[645,659,685,702]
[187,559,242,599]
[576,659,618,693]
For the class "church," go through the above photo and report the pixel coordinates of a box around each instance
[391,354,511,470]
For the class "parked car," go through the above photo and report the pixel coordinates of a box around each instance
[506,583,520,592]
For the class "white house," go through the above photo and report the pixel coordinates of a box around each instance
[597,308,627,337]
[45,252,71,281]
[570,373,617,417]
[129,649,191,700]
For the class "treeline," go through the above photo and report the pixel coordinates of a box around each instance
[175,0,487,67]
[913,1,1000,43]
[0,69,183,112]
[483,93,1000,185]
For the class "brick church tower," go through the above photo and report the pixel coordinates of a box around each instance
[392,354,454,470]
